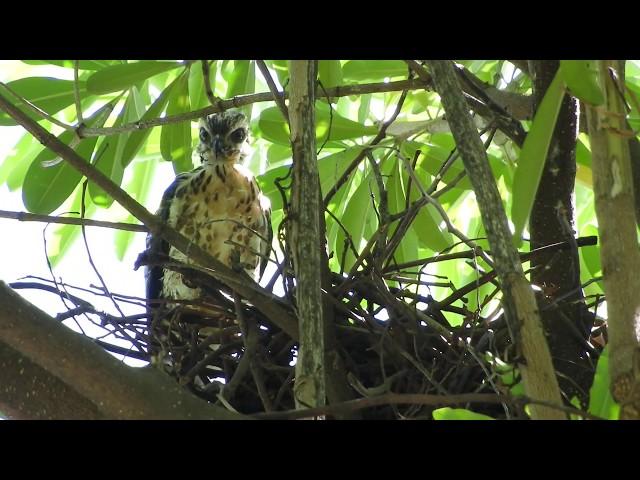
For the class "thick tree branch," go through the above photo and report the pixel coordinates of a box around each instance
[586,60,640,419]
[289,61,325,409]
[427,60,565,419]
[0,281,244,419]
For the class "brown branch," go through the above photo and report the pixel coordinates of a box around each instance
[0,281,245,419]
[257,60,289,122]
[252,392,504,420]
[427,59,565,419]
[0,209,147,232]
[79,79,431,138]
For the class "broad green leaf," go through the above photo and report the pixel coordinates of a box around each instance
[335,170,375,273]
[268,60,289,87]
[0,130,45,187]
[432,407,494,420]
[22,101,116,214]
[342,60,408,82]
[266,143,293,167]
[189,61,217,110]
[358,94,371,124]
[588,346,620,419]
[160,71,193,173]
[0,77,87,126]
[47,185,97,267]
[21,60,118,70]
[224,60,255,117]
[318,60,343,89]
[560,60,604,106]
[114,159,156,260]
[88,93,137,207]
[86,61,183,95]
[581,224,602,279]
[259,104,377,145]
[511,71,565,246]
[120,77,177,167]
[386,159,420,268]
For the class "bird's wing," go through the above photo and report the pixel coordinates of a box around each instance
[145,171,194,304]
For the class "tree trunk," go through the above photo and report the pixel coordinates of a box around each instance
[528,60,593,404]
[288,60,326,410]
[585,60,640,419]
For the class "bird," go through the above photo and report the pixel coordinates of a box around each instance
[143,109,272,378]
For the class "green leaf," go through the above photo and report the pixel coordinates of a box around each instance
[160,71,193,173]
[22,101,115,214]
[86,61,183,95]
[259,104,377,146]
[588,346,620,419]
[114,159,156,260]
[120,77,177,167]
[47,186,96,267]
[342,60,408,82]
[511,71,565,246]
[386,159,420,268]
[318,60,343,89]
[0,130,45,188]
[268,60,290,86]
[581,224,602,278]
[0,77,87,126]
[335,170,375,273]
[224,60,255,117]
[189,61,217,110]
[21,60,118,70]
[88,93,138,207]
[559,60,604,106]
[432,407,495,420]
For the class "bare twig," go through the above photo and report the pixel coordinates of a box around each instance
[257,60,289,122]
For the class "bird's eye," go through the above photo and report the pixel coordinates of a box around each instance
[199,128,210,143]
[229,128,246,144]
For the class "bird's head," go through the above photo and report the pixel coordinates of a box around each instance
[196,110,249,164]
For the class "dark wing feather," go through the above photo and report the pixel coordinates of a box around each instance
[145,171,194,304]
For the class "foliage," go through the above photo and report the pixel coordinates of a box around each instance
[0,59,627,420]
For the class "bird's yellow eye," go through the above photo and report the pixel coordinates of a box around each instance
[199,128,210,143]
[229,128,246,144]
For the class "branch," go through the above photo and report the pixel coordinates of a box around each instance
[0,281,245,419]
[78,79,432,138]
[427,60,565,419]
[288,60,325,409]
[0,209,147,232]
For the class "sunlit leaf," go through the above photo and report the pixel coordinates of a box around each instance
[432,407,494,420]
[0,129,45,188]
[511,71,565,246]
[120,76,177,167]
[318,60,343,89]
[21,60,119,70]
[588,346,620,419]
[224,60,255,118]
[22,101,116,214]
[88,93,139,207]
[342,60,408,82]
[189,61,217,110]
[86,61,183,95]
[0,77,87,126]
[114,159,156,260]
[559,60,604,106]
[259,104,377,146]
[160,71,193,173]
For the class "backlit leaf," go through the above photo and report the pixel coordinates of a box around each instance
[86,61,183,95]
[511,71,565,246]
[433,407,495,420]
[560,60,604,106]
